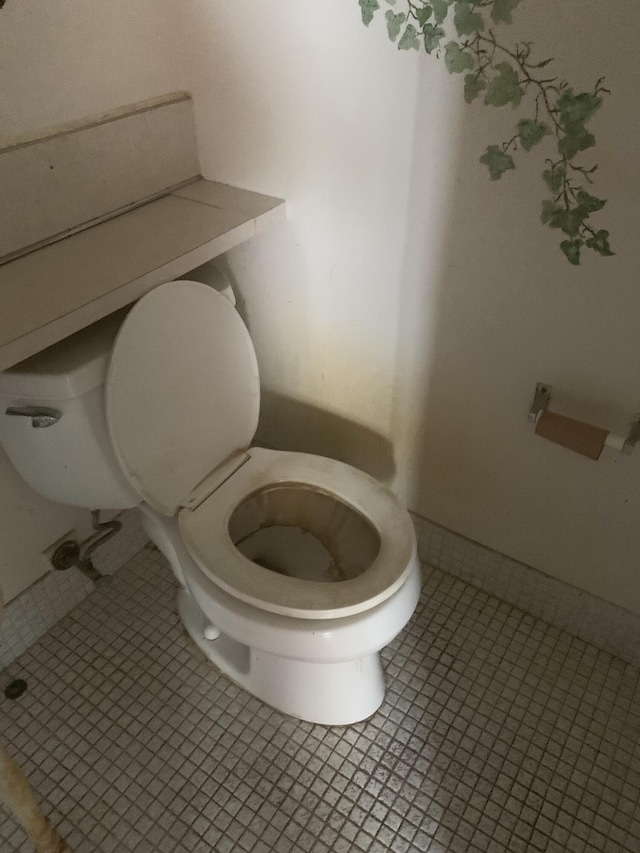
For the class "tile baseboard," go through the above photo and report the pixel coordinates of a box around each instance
[411,512,640,668]
[0,509,148,669]
[3,507,639,672]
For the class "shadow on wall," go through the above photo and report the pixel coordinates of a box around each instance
[256,390,396,484]
[216,243,396,483]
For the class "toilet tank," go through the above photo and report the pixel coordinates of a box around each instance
[0,310,141,509]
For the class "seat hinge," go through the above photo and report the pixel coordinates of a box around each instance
[180,451,250,511]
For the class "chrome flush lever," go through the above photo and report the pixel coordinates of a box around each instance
[5,406,62,428]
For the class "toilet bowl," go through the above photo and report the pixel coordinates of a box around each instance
[0,270,420,724]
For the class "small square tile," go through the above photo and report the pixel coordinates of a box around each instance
[1,546,639,853]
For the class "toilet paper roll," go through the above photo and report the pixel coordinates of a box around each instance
[535,411,608,460]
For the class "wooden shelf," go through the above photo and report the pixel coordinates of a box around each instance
[0,179,286,371]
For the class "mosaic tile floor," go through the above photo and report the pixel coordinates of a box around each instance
[1,544,639,853]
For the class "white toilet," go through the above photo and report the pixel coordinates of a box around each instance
[0,270,420,725]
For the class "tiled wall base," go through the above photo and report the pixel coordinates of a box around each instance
[3,506,640,674]
[412,512,640,670]
[0,509,148,668]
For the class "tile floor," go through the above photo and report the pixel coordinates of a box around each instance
[1,544,639,853]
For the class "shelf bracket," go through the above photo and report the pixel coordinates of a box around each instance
[528,382,552,423]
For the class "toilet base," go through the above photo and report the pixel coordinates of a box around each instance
[177,588,386,725]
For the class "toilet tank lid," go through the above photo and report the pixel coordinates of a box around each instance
[0,310,128,401]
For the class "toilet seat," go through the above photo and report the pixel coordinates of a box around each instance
[105,280,416,621]
[179,447,417,620]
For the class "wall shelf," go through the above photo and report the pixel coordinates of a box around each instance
[0,179,286,371]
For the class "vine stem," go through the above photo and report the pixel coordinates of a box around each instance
[502,134,518,153]
[365,0,611,261]
[473,32,564,136]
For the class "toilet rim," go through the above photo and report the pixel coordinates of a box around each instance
[178,447,418,620]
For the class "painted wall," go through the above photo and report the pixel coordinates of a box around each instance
[394,2,640,617]
[0,0,184,601]
[1,0,639,622]
[169,0,421,445]
[171,0,640,615]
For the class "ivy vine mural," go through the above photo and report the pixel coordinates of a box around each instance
[358,0,613,264]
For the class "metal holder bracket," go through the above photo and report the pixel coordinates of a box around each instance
[528,381,639,456]
[528,382,552,423]
[622,414,640,455]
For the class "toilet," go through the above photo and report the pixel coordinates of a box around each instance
[0,269,421,725]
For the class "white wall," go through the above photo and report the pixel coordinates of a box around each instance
[169,1,420,442]
[0,0,185,601]
[172,0,640,616]
[2,0,639,620]
[394,1,640,614]
[0,0,183,147]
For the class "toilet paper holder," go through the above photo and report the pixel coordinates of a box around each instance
[528,382,640,455]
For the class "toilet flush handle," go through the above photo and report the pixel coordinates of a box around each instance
[5,406,62,428]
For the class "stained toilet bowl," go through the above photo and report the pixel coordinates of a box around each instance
[179,447,417,619]
[137,444,422,724]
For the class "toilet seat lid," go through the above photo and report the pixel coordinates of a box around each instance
[106,281,260,516]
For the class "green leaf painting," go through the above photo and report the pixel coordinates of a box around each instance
[586,230,614,257]
[491,0,522,25]
[484,63,522,108]
[355,0,612,264]
[415,5,432,27]
[575,191,606,213]
[453,2,484,37]
[385,10,405,42]
[423,23,445,54]
[398,23,421,50]
[359,0,380,26]
[557,90,602,126]
[432,0,454,25]
[480,146,515,181]
[464,73,486,104]
[542,163,566,194]
[561,239,583,266]
[444,41,474,74]
[517,119,549,152]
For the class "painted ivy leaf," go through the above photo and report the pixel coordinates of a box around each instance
[423,23,445,54]
[386,10,406,41]
[484,63,522,107]
[547,206,588,238]
[542,163,565,194]
[444,41,474,74]
[491,0,522,25]
[415,5,433,26]
[547,208,568,230]
[560,239,583,265]
[586,230,614,256]
[432,0,453,25]
[575,190,606,213]
[541,199,561,225]
[517,119,550,152]
[398,23,420,50]
[480,145,515,180]
[557,89,602,127]
[359,0,380,26]
[558,122,595,160]
[453,1,484,36]
[464,74,487,103]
